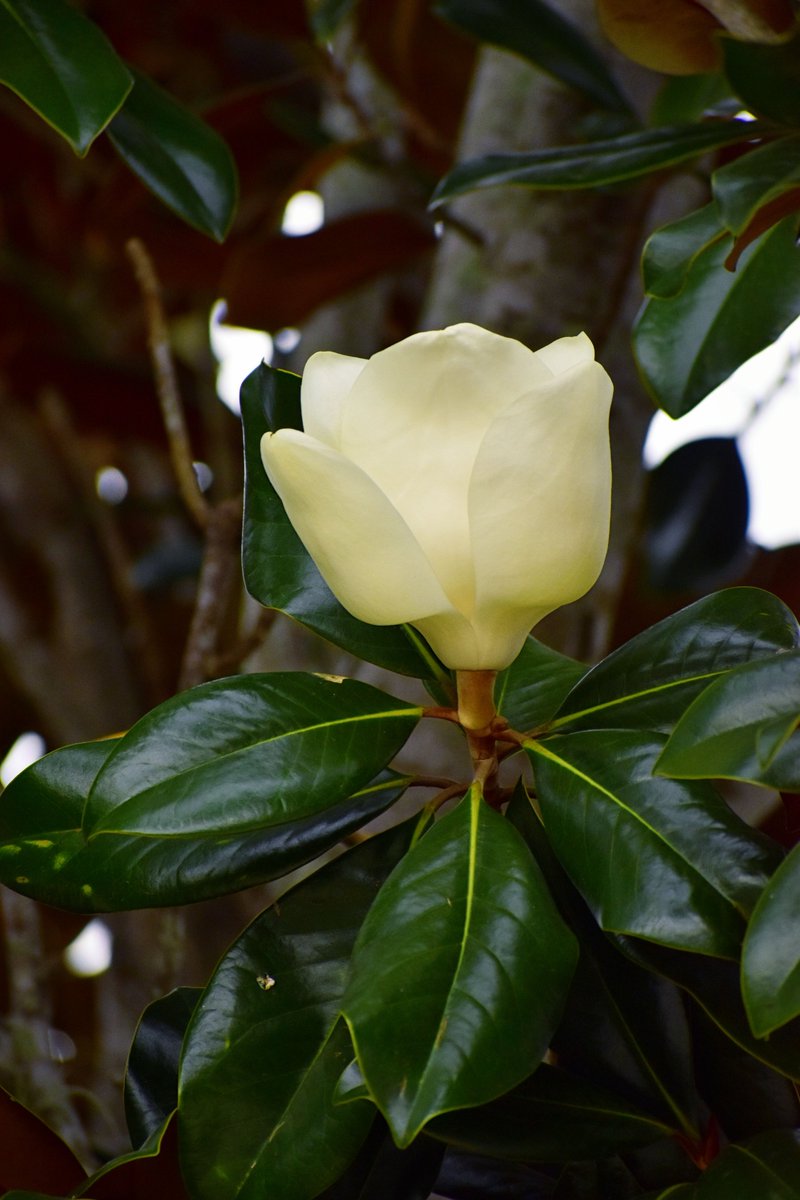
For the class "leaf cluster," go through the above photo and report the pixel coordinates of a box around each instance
[1,361,799,1198]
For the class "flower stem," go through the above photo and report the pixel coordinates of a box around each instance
[456,670,497,734]
[456,670,504,806]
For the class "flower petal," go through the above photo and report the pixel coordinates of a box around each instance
[468,357,613,633]
[300,351,366,448]
[532,331,595,375]
[337,324,552,611]
[261,430,453,627]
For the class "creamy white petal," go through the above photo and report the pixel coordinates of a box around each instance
[336,324,551,611]
[467,357,613,626]
[532,332,595,377]
[261,429,453,626]
[411,609,532,671]
[300,351,366,449]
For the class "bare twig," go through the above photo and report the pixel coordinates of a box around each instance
[178,497,243,691]
[125,238,209,530]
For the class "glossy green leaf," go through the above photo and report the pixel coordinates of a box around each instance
[508,785,701,1135]
[617,937,800,1081]
[241,362,450,685]
[642,203,727,299]
[0,676,416,911]
[179,821,420,1200]
[690,1005,800,1142]
[316,1121,445,1200]
[107,68,237,241]
[527,730,780,956]
[0,0,131,153]
[742,843,800,1037]
[657,651,800,790]
[428,1062,672,1161]
[125,987,201,1149]
[692,1129,800,1198]
[494,636,586,733]
[430,120,765,208]
[434,0,630,113]
[343,783,578,1147]
[723,34,800,126]
[634,215,800,418]
[713,135,800,234]
[551,588,799,734]
[84,673,417,833]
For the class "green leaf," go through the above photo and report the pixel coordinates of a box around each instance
[342,783,578,1147]
[617,937,800,1081]
[107,68,237,241]
[656,650,800,790]
[507,785,701,1136]
[742,843,800,1037]
[241,362,450,685]
[316,1123,445,1200]
[690,1005,800,1142]
[0,676,416,911]
[430,120,766,208]
[179,821,419,1200]
[551,588,799,734]
[125,987,201,1149]
[649,73,734,127]
[494,636,586,732]
[427,1062,672,1162]
[84,673,417,834]
[642,203,727,299]
[713,135,800,234]
[723,34,800,126]
[633,215,800,418]
[693,1129,800,1197]
[0,0,131,153]
[527,730,780,956]
[434,0,631,113]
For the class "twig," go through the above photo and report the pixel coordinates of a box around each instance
[178,497,243,691]
[125,238,209,530]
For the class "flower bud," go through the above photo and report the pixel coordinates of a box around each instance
[261,323,612,670]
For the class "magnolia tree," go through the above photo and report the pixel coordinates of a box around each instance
[2,2,800,1199]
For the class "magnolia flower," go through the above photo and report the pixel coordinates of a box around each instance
[261,323,612,671]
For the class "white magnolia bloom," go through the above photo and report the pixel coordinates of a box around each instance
[261,323,612,670]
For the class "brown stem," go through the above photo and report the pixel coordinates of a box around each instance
[178,496,243,690]
[456,669,497,733]
[126,238,209,530]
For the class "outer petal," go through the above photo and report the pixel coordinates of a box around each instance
[300,351,367,449]
[338,324,552,612]
[532,331,595,376]
[261,429,453,627]
[467,357,613,649]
